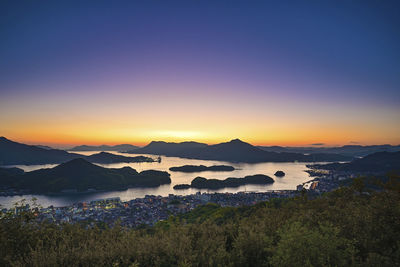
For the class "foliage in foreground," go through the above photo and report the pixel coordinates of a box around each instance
[0,176,399,267]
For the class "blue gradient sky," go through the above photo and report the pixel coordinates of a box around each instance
[1,1,399,146]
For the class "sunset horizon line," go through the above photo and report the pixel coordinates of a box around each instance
[2,135,399,149]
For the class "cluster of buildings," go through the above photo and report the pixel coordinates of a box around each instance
[2,190,299,228]
[297,170,359,193]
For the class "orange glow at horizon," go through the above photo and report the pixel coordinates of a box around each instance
[3,123,399,149]
[1,85,399,148]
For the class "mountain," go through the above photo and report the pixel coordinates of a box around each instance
[128,139,351,163]
[129,141,208,156]
[311,151,400,172]
[2,158,171,193]
[86,152,154,164]
[0,137,82,165]
[258,144,400,157]
[69,144,139,152]
[0,137,151,165]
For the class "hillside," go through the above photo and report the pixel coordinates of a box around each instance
[2,158,171,193]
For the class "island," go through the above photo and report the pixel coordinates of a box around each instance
[174,174,274,190]
[0,158,171,194]
[169,165,235,172]
[274,171,285,177]
[86,152,155,164]
[173,184,191,190]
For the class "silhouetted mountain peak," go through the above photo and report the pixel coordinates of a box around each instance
[0,136,11,143]
[54,158,96,170]
[228,139,246,144]
[217,139,255,149]
[148,141,167,145]
[97,151,112,156]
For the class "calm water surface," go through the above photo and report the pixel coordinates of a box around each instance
[0,151,314,208]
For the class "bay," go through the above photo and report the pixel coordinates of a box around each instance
[0,151,314,208]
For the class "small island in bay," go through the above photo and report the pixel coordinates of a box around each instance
[173,184,191,190]
[274,170,285,177]
[169,165,235,172]
[173,174,274,190]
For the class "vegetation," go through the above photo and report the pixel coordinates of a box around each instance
[2,175,399,266]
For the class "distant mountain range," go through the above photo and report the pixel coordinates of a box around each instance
[127,139,352,163]
[69,144,139,152]
[0,158,171,194]
[4,136,397,165]
[311,151,400,172]
[258,145,400,157]
[0,137,152,165]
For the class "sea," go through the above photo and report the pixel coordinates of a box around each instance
[0,151,315,208]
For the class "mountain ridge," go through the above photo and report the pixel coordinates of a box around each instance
[127,139,352,163]
[0,137,152,165]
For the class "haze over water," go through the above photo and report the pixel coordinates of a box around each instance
[0,151,313,208]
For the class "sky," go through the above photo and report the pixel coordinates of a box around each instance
[1,0,399,147]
